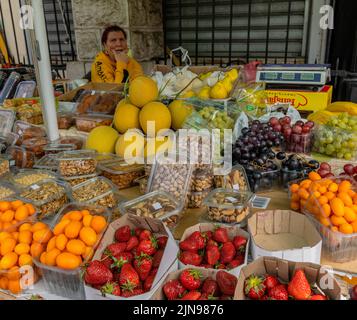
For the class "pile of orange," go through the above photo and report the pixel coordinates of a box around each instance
[0,220,52,294]
[290,172,357,234]
[0,200,37,232]
[39,210,107,271]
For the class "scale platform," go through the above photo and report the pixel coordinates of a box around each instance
[256,64,331,86]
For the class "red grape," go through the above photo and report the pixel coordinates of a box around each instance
[324,173,335,178]
[318,169,331,178]
[284,128,292,137]
[344,164,355,176]
[273,124,282,132]
[320,162,331,172]
[292,125,303,134]
[282,116,292,125]
[295,120,305,127]
[269,117,279,126]
[305,121,315,128]
[354,166,357,174]
[302,125,311,134]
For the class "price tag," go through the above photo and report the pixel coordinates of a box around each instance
[9,160,15,166]
[91,90,95,95]
[31,184,40,190]
[233,184,240,191]
[252,196,271,209]
[18,129,23,135]
[226,197,238,203]
[152,202,163,210]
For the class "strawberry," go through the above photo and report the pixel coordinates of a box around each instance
[163,280,186,300]
[179,251,202,266]
[213,227,229,243]
[144,274,156,292]
[215,263,226,270]
[202,231,213,240]
[217,271,237,296]
[310,294,327,300]
[205,245,220,265]
[119,264,140,291]
[244,275,266,300]
[133,254,153,281]
[220,295,233,300]
[157,236,168,249]
[181,291,201,300]
[207,239,218,247]
[268,284,288,300]
[288,269,312,300]
[105,243,127,257]
[152,249,164,268]
[112,252,133,269]
[189,231,206,250]
[100,253,114,269]
[264,275,280,290]
[260,295,269,301]
[227,258,243,270]
[220,242,236,264]
[101,282,121,296]
[139,230,152,241]
[115,226,131,242]
[84,260,113,286]
[121,288,144,298]
[199,293,218,300]
[137,238,158,256]
[200,264,214,269]
[179,269,202,291]
[134,228,143,238]
[150,267,159,277]
[179,239,198,253]
[233,236,247,252]
[202,278,220,296]
[126,236,139,251]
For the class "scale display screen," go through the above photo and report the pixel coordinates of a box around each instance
[300,73,315,81]
[282,73,295,80]
[264,72,278,80]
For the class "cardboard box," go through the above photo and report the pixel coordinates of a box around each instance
[58,82,124,102]
[265,85,333,112]
[248,210,322,263]
[234,257,341,300]
[178,223,250,277]
[151,267,238,300]
[84,214,179,300]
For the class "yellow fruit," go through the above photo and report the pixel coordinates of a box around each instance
[53,219,71,236]
[86,126,119,154]
[18,254,33,267]
[139,102,172,137]
[46,236,57,252]
[90,216,107,234]
[45,248,61,266]
[210,82,228,99]
[82,215,93,228]
[64,221,82,239]
[168,100,194,130]
[0,238,16,256]
[14,243,30,255]
[115,130,145,158]
[79,227,97,246]
[129,76,159,108]
[55,234,68,251]
[33,229,52,244]
[226,68,239,81]
[56,253,82,270]
[144,137,174,160]
[221,77,233,93]
[114,103,140,134]
[66,239,86,256]
[0,252,18,270]
[179,90,195,98]
[197,87,210,100]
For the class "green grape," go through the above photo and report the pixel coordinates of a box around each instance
[344,153,352,160]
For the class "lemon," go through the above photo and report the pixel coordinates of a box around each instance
[114,103,140,134]
[115,129,145,158]
[180,90,195,99]
[199,72,212,81]
[197,86,211,100]
[86,126,119,154]
[210,82,228,99]
[139,102,172,137]
[226,68,239,81]
[168,100,194,130]
[221,77,233,93]
[129,76,159,108]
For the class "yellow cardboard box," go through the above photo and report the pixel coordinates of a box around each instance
[265,85,333,111]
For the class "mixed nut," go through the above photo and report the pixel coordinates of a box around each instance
[214,166,249,191]
[13,171,57,187]
[187,189,211,209]
[0,158,10,176]
[191,168,214,192]
[0,185,16,199]
[58,153,97,177]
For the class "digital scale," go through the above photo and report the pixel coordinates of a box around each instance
[256,64,331,87]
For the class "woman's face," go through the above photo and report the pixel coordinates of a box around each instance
[104,31,128,57]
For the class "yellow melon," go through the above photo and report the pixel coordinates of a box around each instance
[85,126,119,154]
[114,103,140,134]
[115,129,145,159]
[168,100,193,130]
[139,102,172,137]
[129,76,159,108]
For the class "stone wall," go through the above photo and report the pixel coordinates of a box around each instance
[72,0,163,62]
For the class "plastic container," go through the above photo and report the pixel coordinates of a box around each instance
[57,150,97,177]
[74,114,113,132]
[56,136,84,150]
[281,168,307,190]
[11,169,58,188]
[6,145,35,168]
[19,179,70,220]
[14,80,36,98]
[57,112,75,129]
[34,154,59,171]
[134,175,148,194]
[245,166,281,193]
[17,101,43,125]
[187,189,212,209]
[0,109,16,137]
[33,203,111,300]
[285,132,314,154]
[203,188,254,225]
[13,120,46,144]
[99,159,145,190]
[0,182,18,200]
[190,167,214,192]
[62,171,99,187]
[0,154,12,176]
[0,132,19,148]
[0,72,21,103]
[213,164,250,191]
[22,136,49,158]
[71,176,118,208]
[43,144,77,155]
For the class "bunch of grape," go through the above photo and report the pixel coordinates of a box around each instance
[327,113,357,131]
[198,106,235,130]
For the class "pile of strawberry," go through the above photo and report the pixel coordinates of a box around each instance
[244,269,328,300]
[179,227,247,270]
[163,269,238,300]
[84,225,168,298]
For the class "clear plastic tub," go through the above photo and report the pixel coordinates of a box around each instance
[71,176,118,208]
[99,159,144,190]
[203,188,254,225]
[44,144,77,155]
[33,203,111,300]
[191,167,214,192]
[19,179,70,220]
[11,169,58,188]
[0,132,19,148]
[187,189,212,209]
[22,137,49,158]
[0,182,18,200]
[14,80,36,98]
[13,120,46,144]
[0,154,12,176]
[281,168,307,190]
[0,109,16,136]
[286,132,314,154]
[6,146,35,168]
[34,154,59,171]
[134,175,148,194]
[74,114,113,133]
[245,166,281,193]
[57,150,97,177]
[17,102,43,125]
[0,72,21,103]
[57,112,75,129]
[214,164,250,191]
[62,171,99,187]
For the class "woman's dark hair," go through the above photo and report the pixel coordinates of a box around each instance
[101,25,127,45]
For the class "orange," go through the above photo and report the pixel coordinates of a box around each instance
[339,180,352,193]
[31,222,48,233]
[330,215,347,226]
[8,279,21,295]
[298,189,310,200]
[30,242,44,258]
[69,211,83,221]
[318,186,327,194]
[11,200,23,210]
[0,277,9,290]
[82,215,93,228]
[53,219,71,236]
[14,206,29,222]
[308,172,321,181]
[7,266,21,281]
[300,180,312,189]
[55,234,68,251]
[79,227,97,246]
[318,196,328,205]
[66,239,86,256]
[0,252,18,270]
[82,246,94,260]
[352,220,357,233]
[18,254,33,267]
[0,231,12,243]
[40,252,47,264]
[64,221,82,239]
[325,191,336,201]
[1,210,15,222]
[322,204,331,218]
[12,232,19,241]
[18,230,32,245]
[312,191,321,199]
[46,236,57,252]
[330,198,345,217]
[56,252,82,270]
[344,207,357,223]
[339,223,354,234]
[0,201,11,212]
[328,182,338,193]
[338,192,353,206]
[0,238,17,256]
[25,203,36,216]
[19,223,32,232]
[81,210,91,217]
[290,202,300,211]
[91,216,107,234]
[45,248,61,266]
[291,193,300,202]
[60,213,72,221]
[14,243,30,255]
[33,228,52,244]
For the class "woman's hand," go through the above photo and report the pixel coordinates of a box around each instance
[113,49,129,64]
